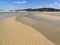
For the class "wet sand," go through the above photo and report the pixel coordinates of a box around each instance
[34,12,60,20]
[0,12,60,45]
[0,16,55,45]
[16,12,60,45]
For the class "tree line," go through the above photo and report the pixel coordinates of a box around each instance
[23,8,60,12]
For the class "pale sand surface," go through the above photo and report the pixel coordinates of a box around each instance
[16,12,60,45]
[34,12,60,21]
[0,16,55,45]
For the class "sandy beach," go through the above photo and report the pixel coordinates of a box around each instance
[0,16,55,45]
[0,12,60,45]
[34,12,60,21]
[0,0,60,45]
[16,12,60,45]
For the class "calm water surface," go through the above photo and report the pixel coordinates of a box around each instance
[0,12,28,19]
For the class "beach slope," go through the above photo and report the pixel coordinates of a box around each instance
[0,16,55,45]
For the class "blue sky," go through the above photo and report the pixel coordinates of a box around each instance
[0,0,60,10]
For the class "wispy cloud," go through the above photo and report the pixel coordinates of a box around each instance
[13,1,27,4]
[48,2,60,8]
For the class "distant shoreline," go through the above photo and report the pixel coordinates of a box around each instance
[0,11,27,12]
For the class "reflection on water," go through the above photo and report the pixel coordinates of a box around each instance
[0,12,28,19]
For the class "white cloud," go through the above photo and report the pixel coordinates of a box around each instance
[48,2,60,8]
[13,1,27,4]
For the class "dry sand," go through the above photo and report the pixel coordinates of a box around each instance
[0,16,55,45]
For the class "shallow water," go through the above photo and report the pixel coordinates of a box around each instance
[0,12,28,19]
[47,12,60,16]
[0,12,60,27]
[25,12,60,27]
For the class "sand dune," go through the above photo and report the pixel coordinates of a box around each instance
[0,16,55,45]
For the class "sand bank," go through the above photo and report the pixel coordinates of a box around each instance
[34,12,60,21]
[16,14,60,45]
[0,16,55,45]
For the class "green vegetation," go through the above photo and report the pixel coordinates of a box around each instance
[23,8,60,12]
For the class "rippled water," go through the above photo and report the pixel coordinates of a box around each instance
[0,12,60,27]
[47,13,60,16]
[0,12,28,19]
